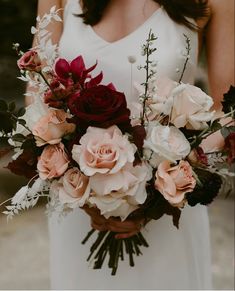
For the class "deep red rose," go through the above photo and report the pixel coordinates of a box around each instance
[67,85,131,131]
[224,132,235,164]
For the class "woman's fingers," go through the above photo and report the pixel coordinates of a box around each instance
[91,221,108,232]
[107,217,144,232]
[82,206,144,236]
[115,230,139,239]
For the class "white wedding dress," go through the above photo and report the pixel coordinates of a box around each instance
[49,0,212,289]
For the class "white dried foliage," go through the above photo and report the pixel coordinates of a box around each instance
[32,6,62,66]
[207,152,227,168]
[2,178,51,220]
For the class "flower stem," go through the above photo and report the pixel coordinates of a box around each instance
[178,34,191,83]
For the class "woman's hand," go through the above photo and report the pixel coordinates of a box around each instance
[82,206,145,239]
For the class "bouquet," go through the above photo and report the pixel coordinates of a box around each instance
[0,7,234,275]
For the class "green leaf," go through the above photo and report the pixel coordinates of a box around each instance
[18,119,26,126]
[222,85,235,114]
[8,101,16,112]
[0,99,8,111]
[11,133,26,142]
[0,112,14,133]
[210,120,222,132]
[17,107,26,117]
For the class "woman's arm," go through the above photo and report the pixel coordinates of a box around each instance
[205,0,234,110]
[26,0,63,105]
[35,0,63,45]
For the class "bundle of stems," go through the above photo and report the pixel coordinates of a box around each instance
[82,229,149,275]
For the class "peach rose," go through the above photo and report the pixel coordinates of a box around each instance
[144,123,191,167]
[57,167,90,208]
[72,126,136,176]
[32,109,75,146]
[37,143,69,180]
[170,83,215,130]
[155,160,196,205]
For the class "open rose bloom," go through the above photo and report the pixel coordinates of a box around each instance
[1,13,234,275]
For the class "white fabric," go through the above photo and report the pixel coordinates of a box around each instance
[49,0,212,289]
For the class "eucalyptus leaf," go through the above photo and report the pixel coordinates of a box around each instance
[18,119,27,126]
[17,107,26,117]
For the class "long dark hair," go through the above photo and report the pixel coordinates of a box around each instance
[78,0,209,30]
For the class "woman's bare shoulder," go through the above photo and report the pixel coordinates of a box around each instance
[198,0,234,29]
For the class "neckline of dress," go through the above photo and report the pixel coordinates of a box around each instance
[87,6,163,46]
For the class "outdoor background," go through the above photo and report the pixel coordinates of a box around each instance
[0,0,234,290]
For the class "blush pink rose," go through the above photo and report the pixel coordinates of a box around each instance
[72,125,136,176]
[17,50,42,72]
[89,162,152,221]
[32,109,75,146]
[37,143,69,180]
[155,160,196,205]
[57,167,90,207]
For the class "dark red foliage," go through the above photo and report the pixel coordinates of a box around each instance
[6,148,38,179]
[224,132,235,165]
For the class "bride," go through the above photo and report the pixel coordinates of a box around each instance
[33,0,234,289]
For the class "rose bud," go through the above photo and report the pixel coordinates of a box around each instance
[17,50,42,72]
[187,147,208,167]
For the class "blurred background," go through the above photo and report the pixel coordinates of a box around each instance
[0,0,234,289]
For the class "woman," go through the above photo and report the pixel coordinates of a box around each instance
[35,0,234,289]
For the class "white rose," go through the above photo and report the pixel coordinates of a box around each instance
[170,83,215,130]
[143,123,191,167]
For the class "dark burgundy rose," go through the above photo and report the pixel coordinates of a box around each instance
[224,132,235,164]
[67,85,131,131]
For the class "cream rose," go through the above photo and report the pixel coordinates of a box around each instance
[170,83,215,130]
[32,109,75,147]
[57,167,90,208]
[72,126,136,176]
[144,123,191,167]
[89,162,152,221]
[37,143,69,180]
[155,160,196,205]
